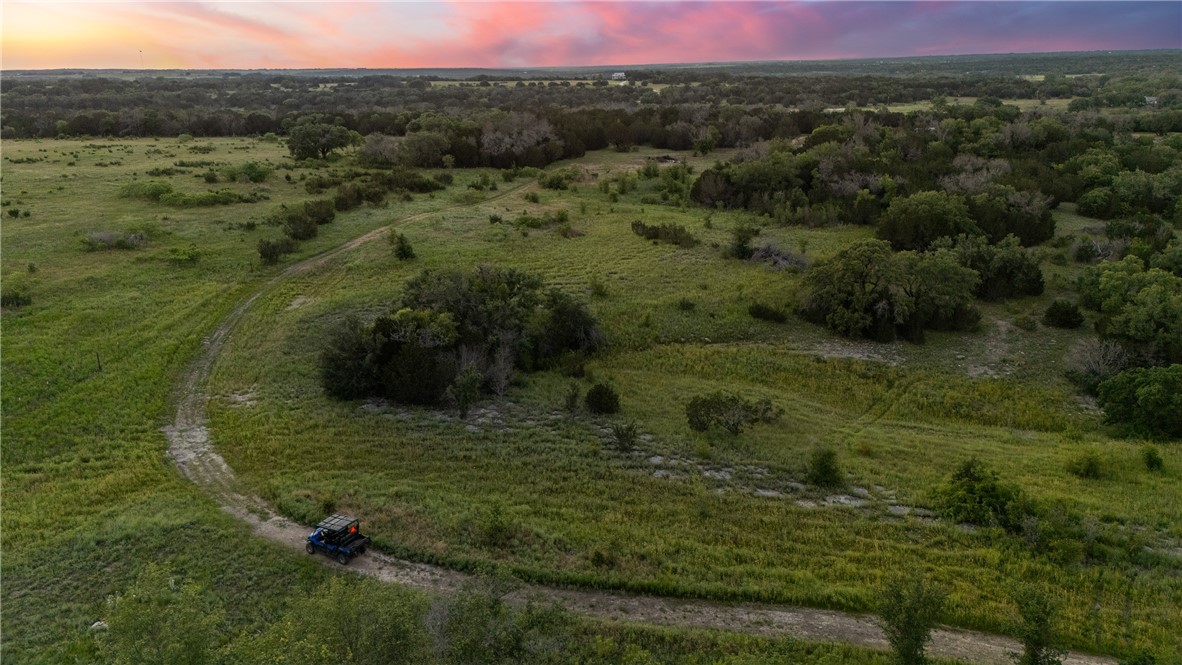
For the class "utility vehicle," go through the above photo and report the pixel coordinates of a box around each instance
[305,514,370,565]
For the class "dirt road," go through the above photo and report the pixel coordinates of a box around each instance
[162,193,1116,665]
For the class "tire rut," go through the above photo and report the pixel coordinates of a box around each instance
[162,188,1115,665]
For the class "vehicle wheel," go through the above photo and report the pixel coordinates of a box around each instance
[356,545,366,555]
[336,553,350,565]
[305,543,315,555]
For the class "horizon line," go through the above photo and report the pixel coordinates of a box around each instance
[5,47,1178,74]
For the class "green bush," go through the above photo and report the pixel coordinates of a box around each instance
[879,573,947,665]
[610,421,639,452]
[563,383,581,412]
[728,222,760,259]
[1065,450,1104,479]
[630,220,698,248]
[585,383,620,415]
[1142,445,1164,472]
[119,180,175,202]
[685,391,781,435]
[304,199,336,225]
[390,232,416,260]
[334,182,364,211]
[748,302,788,323]
[257,237,296,265]
[877,190,978,251]
[0,280,32,309]
[1098,365,1182,439]
[1010,584,1066,665]
[168,243,201,264]
[280,208,318,241]
[445,366,483,418]
[221,161,272,183]
[1043,300,1084,328]
[806,447,842,488]
[933,458,1028,532]
[322,268,603,407]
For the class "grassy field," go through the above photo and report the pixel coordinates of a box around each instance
[2,137,1179,661]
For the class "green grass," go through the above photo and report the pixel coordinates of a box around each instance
[3,137,1179,662]
[207,151,1176,656]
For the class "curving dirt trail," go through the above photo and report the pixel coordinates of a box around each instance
[162,191,1115,665]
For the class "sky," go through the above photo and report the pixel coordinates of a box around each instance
[2,1,1179,70]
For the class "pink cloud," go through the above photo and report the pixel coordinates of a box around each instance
[3,1,1178,70]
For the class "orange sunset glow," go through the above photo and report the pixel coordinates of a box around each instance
[3,1,1180,70]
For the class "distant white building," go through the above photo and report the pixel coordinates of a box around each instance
[611,72,627,81]
[1145,96,1159,106]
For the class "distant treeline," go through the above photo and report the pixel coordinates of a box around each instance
[2,51,1178,140]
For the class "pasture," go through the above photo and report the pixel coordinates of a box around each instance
[2,136,1178,662]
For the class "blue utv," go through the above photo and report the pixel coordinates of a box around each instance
[305,514,370,565]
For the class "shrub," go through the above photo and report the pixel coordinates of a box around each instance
[1142,445,1164,472]
[334,182,364,211]
[323,268,603,408]
[281,208,318,241]
[610,421,638,452]
[0,281,32,309]
[445,366,483,418]
[168,243,201,264]
[320,316,380,398]
[748,302,788,323]
[585,383,620,415]
[257,237,296,265]
[879,573,947,665]
[806,447,842,488]
[119,180,175,202]
[933,458,1027,532]
[685,392,780,435]
[932,234,1044,301]
[728,222,760,259]
[563,383,581,412]
[6,208,19,218]
[1097,365,1182,439]
[1010,584,1066,665]
[390,232,416,260]
[1043,300,1084,329]
[1066,450,1104,479]
[103,564,222,665]
[539,168,578,190]
[877,190,978,251]
[304,199,336,225]
[630,220,698,248]
[676,298,696,312]
[221,161,272,183]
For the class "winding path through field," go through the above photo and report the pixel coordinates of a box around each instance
[163,190,1115,665]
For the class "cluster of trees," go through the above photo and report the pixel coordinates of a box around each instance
[800,240,984,343]
[5,51,1178,140]
[320,267,603,409]
[1074,254,1182,439]
[96,568,581,665]
[933,456,1167,566]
